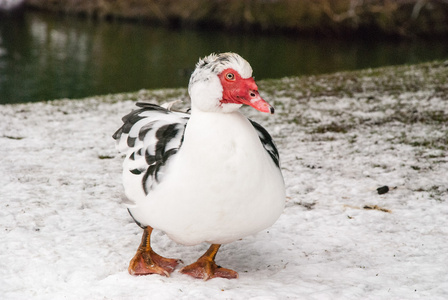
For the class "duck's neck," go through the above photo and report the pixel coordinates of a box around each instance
[182,109,261,159]
[186,108,247,139]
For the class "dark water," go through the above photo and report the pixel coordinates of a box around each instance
[1,11,448,104]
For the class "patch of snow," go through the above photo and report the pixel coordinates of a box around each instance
[1,81,447,299]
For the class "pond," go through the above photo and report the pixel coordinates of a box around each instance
[1,11,448,104]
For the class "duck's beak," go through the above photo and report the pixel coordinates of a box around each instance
[238,86,274,114]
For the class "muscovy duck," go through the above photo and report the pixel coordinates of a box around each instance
[113,52,285,280]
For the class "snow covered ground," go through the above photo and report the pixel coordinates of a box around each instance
[1,61,447,299]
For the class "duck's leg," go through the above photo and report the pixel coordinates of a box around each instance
[128,226,181,276]
[180,244,239,280]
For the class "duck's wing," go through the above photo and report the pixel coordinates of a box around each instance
[113,102,189,196]
[249,119,280,168]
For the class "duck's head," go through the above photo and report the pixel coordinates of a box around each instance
[188,52,274,114]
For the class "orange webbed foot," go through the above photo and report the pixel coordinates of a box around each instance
[129,249,181,276]
[128,226,181,277]
[180,258,238,280]
[180,244,238,281]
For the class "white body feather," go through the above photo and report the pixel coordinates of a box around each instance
[126,110,285,245]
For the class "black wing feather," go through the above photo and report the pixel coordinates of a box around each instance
[249,119,280,168]
[114,102,189,195]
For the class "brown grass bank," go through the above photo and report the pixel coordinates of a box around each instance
[25,0,448,38]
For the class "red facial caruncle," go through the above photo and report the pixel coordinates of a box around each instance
[218,68,274,114]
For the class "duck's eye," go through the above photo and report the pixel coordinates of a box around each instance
[226,73,235,81]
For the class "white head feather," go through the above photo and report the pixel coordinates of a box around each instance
[188,53,253,113]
